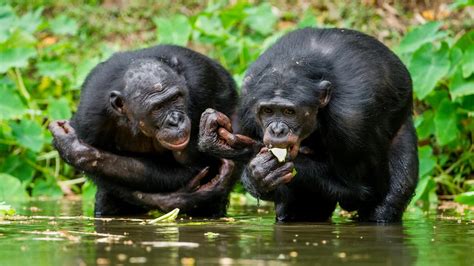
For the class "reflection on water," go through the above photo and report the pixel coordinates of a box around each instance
[0,200,473,265]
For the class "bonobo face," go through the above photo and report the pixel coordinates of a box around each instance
[110,59,191,151]
[254,80,332,159]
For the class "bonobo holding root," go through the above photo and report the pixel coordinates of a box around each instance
[50,45,238,216]
[199,28,418,222]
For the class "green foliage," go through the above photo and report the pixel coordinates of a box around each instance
[0,1,472,209]
[398,19,473,207]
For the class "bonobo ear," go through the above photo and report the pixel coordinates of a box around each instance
[110,91,125,115]
[318,80,332,108]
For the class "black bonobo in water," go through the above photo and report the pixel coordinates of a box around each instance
[49,45,238,216]
[199,28,419,222]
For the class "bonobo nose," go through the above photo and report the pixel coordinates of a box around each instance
[269,122,289,138]
[165,112,184,127]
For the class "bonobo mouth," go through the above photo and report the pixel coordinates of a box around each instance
[158,133,190,151]
[263,133,300,159]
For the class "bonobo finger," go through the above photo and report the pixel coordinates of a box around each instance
[49,120,71,136]
[299,146,315,155]
[262,162,295,191]
[183,166,210,191]
[217,128,237,146]
[218,159,235,177]
[215,111,233,132]
[201,108,232,133]
[234,134,257,147]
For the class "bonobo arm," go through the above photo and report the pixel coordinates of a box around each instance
[131,159,237,215]
[198,108,264,161]
[49,120,202,190]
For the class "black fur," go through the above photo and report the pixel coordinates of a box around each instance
[71,45,238,216]
[239,28,418,222]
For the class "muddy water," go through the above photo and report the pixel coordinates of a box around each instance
[0,200,473,266]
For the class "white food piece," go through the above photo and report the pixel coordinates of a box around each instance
[269,148,288,163]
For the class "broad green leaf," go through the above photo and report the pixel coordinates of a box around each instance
[0,153,36,183]
[418,146,436,177]
[10,120,45,152]
[415,110,435,139]
[297,10,317,28]
[244,3,278,35]
[454,191,474,206]
[0,5,16,42]
[448,47,463,77]
[47,98,72,120]
[462,45,474,78]
[49,15,79,35]
[37,60,73,79]
[410,174,436,206]
[449,0,474,10]
[17,7,43,34]
[434,99,460,146]
[0,83,27,120]
[0,29,37,49]
[0,47,36,73]
[409,43,450,100]
[82,180,97,201]
[0,173,29,201]
[397,22,446,54]
[450,67,474,98]
[453,30,473,51]
[31,179,63,198]
[154,15,191,46]
[194,15,225,37]
[73,56,101,88]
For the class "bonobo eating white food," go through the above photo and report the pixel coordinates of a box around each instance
[198,28,418,222]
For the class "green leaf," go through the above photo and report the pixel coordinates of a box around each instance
[17,7,43,34]
[409,43,450,100]
[415,110,435,139]
[37,60,74,79]
[10,120,45,152]
[47,98,72,120]
[453,30,473,52]
[82,180,96,201]
[462,45,474,78]
[154,15,191,46]
[397,22,446,54]
[450,67,474,98]
[244,3,278,35]
[0,153,36,183]
[194,15,225,37]
[433,99,460,146]
[454,191,474,206]
[410,175,436,206]
[0,83,27,120]
[0,47,36,73]
[73,56,101,88]
[0,5,17,42]
[297,10,317,28]
[418,146,436,177]
[49,15,79,35]
[0,173,29,201]
[31,179,63,198]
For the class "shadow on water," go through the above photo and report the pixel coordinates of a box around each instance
[0,199,473,265]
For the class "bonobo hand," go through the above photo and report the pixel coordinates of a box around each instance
[247,147,295,195]
[132,159,236,212]
[48,120,100,170]
[198,108,261,160]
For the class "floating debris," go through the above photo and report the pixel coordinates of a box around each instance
[148,208,180,224]
[141,241,199,248]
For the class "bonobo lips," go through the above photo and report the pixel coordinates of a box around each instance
[263,132,300,159]
[158,133,190,151]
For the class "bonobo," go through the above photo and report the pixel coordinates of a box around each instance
[199,28,418,222]
[49,45,238,216]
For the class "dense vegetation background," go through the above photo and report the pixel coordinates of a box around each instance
[0,0,473,209]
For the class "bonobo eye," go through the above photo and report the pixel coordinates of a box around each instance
[171,94,180,101]
[283,108,295,115]
[262,107,273,114]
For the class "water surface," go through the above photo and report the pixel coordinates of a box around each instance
[0,200,473,265]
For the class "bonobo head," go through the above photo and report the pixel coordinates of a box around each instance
[109,58,191,151]
[253,75,332,159]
